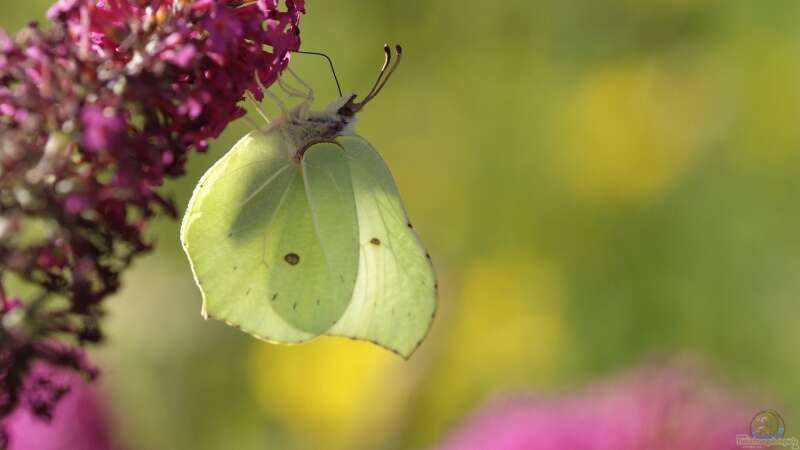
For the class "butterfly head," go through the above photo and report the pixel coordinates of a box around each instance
[276,45,403,161]
[331,44,403,118]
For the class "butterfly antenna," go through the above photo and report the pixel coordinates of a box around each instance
[361,44,402,105]
[337,44,404,116]
[361,44,392,103]
[294,50,343,97]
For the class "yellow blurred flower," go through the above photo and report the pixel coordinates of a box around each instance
[248,337,413,450]
[445,258,567,384]
[409,256,571,446]
[555,59,715,203]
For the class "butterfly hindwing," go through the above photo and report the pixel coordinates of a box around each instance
[275,141,358,333]
[326,135,438,358]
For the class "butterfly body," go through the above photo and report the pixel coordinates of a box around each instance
[267,95,359,162]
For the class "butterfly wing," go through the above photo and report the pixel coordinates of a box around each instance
[325,135,438,358]
[180,132,359,342]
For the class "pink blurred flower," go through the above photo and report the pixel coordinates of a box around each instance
[439,363,752,450]
[2,363,118,450]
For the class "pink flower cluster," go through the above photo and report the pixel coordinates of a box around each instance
[0,0,304,436]
[3,362,119,450]
[439,363,752,450]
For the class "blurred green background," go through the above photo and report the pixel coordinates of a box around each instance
[4,0,800,448]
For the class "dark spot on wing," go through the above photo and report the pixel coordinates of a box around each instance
[292,302,297,311]
[227,232,232,238]
[271,293,278,301]
[284,253,300,265]
[246,289,251,295]
[316,298,320,305]
[233,265,237,271]
[425,253,431,259]
[407,222,413,228]
[370,238,381,246]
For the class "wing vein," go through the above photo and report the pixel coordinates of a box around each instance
[258,170,296,270]
[239,163,291,207]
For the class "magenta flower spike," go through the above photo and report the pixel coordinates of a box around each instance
[0,0,304,439]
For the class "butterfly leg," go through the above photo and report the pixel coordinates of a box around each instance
[246,92,271,125]
[264,90,289,115]
[286,68,315,120]
[277,77,309,98]
[276,77,312,120]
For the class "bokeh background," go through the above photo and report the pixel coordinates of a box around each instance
[4,1,800,449]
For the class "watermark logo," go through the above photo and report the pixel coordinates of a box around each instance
[737,410,799,449]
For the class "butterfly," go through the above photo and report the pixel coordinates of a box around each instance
[180,45,437,358]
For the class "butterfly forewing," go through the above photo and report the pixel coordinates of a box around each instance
[181,132,358,342]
